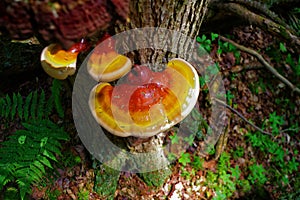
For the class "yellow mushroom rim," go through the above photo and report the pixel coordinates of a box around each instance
[40,43,78,80]
[89,58,200,138]
[87,49,132,82]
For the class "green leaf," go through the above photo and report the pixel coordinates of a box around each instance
[192,155,203,170]
[286,53,294,67]
[274,148,285,162]
[40,137,48,147]
[5,94,11,118]
[211,33,219,41]
[30,91,38,119]
[24,92,33,121]
[170,133,179,144]
[43,150,58,162]
[11,93,18,120]
[248,164,267,185]
[279,42,287,52]
[38,156,53,169]
[33,160,46,174]
[51,79,64,118]
[178,152,191,166]
[183,134,194,146]
[0,98,6,117]
[230,165,241,179]
[37,90,46,120]
[18,136,26,145]
[17,93,23,120]
[288,157,299,173]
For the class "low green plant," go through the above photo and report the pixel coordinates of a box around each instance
[178,152,191,166]
[205,152,244,200]
[1,187,20,200]
[46,189,61,200]
[196,33,218,52]
[94,164,120,200]
[0,79,68,200]
[0,79,64,121]
[191,155,204,171]
[231,146,244,160]
[78,189,90,200]
[217,39,241,63]
[246,122,299,197]
[268,111,285,135]
[199,64,221,94]
[247,164,268,185]
[179,153,204,179]
[139,168,172,188]
[225,90,235,105]
[0,120,69,199]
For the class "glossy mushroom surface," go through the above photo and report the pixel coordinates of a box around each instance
[41,40,89,80]
[89,58,200,138]
[87,50,132,82]
[87,36,132,82]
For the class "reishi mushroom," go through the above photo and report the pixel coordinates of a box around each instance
[87,35,132,82]
[40,39,89,80]
[88,58,200,138]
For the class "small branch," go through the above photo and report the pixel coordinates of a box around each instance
[220,35,300,95]
[214,3,300,48]
[213,97,273,136]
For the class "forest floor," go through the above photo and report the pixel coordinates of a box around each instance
[0,25,299,200]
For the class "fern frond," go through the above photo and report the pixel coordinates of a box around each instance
[0,78,65,122]
[37,90,46,120]
[17,93,23,120]
[11,93,18,120]
[0,119,69,199]
[0,98,5,117]
[30,91,38,119]
[51,79,64,118]
[5,94,11,118]
[24,92,32,121]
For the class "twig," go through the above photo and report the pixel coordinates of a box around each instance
[213,97,273,136]
[213,3,300,48]
[220,35,300,94]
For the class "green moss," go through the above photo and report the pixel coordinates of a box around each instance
[138,167,172,188]
[94,165,120,200]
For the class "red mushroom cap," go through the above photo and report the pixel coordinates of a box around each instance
[89,58,200,137]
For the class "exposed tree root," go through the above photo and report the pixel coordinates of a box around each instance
[213,97,273,136]
[219,35,300,95]
[210,2,300,51]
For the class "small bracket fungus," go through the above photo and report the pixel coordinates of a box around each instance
[89,58,200,138]
[87,36,132,82]
[40,39,89,80]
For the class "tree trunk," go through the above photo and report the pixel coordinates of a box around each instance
[115,0,209,65]
[111,0,210,173]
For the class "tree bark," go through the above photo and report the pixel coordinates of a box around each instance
[110,0,211,174]
[115,0,210,65]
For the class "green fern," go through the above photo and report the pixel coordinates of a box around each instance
[0,119,69,200]
[0,79,64,121]
[0,79,67,199]
[51,79,64,118]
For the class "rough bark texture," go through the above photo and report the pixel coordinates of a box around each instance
[115,0,210,67]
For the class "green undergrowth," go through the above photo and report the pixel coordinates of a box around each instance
[185,32,300,199]
[0,79,69,200]
[139,168,172,188]
[201,97,299,199]
[93,163,120,200]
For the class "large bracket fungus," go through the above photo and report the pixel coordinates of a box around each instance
[88,58,200,138]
